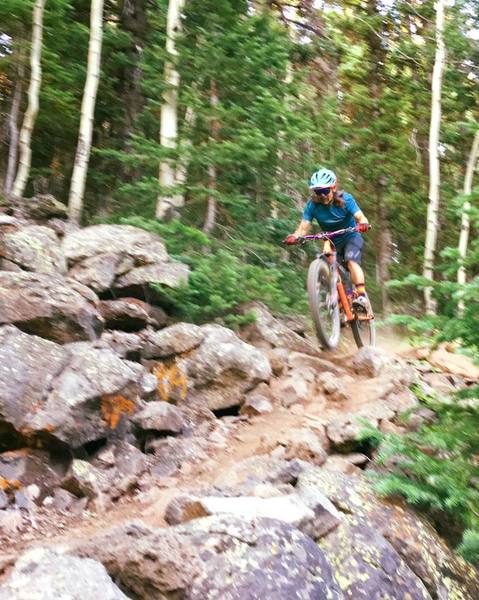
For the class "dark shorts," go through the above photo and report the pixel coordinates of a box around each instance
[336,234,364,265]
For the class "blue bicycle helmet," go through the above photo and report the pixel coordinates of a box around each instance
[309,168,337,189]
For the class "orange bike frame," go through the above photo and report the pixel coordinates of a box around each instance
[322,239,354,322]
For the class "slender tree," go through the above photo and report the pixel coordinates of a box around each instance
[4,61,24,194]
[457,128,479,315]
[156,0,187,220]
[68,0,104,223]
[423,0,446,315]
[203,78,219,233]
[11,0,46,198]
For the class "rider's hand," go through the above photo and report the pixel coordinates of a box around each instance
[357,223,370,233]
[283,234,298,245]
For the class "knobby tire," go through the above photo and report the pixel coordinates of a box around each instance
[350,294,376,348]
[307,258,340,350]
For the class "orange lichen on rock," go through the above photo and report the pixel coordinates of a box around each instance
[153,362,188,401]
[0,477,22,491]
[101,394,135,429]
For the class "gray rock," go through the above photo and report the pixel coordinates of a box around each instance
[0,490,8,509]
[147,436,208,479]
[0,325,67,431]
[74,516,343,599]
[115,261,189,289]
[62,460,110,504]
[266,347,289,376]
[42,343,146,447]
[0,449,62,503]
[132,401,185,433]
[176,324,272,411]
[320,520,433,599]
[214,455,312,489]
[240,302,320,356]
[165,493,316,527]
[23,194,68,219]
[0,547,129,600]
[97,330,142,359]
[68,253,121,292]
[0,326,147,449]
[142,322,205,358]
[327,414,378,450]
[0,509,23,534]
[63,224,168,265]
[239,394,273,416]
[352,346,395,378]
[99,298,151,331]
[1,225,67,274]
[64,224,190,294]
[0,272,103,343]
[288,351,347,376]
[276,375,310,407]
[296,469,479,600]
[277,427,328,465]
[317,372,350,401]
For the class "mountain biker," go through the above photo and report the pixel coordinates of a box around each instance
[284,168,370,311]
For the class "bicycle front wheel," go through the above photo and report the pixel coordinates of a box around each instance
[307,258,340,350]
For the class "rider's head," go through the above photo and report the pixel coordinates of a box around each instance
[309,168,337,204]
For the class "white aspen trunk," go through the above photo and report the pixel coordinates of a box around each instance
[156,0,187,220]
[423,0,446,315]
[203,80,219,234]
[457,129,479,315]
[11,0,46,198]
[4,64,24,195]
[68,0,104,224]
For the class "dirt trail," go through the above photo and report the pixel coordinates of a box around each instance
[0,327,411,569]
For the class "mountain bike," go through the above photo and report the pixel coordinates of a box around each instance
[301,226,376,350]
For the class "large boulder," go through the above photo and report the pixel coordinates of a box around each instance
[141,322,205,358]
[74,517,343,599]
[320,521,432,599]
[175,324,272,411]
[0,225,67,274]
[0,272,103,343]
[0,326,147,449]
[63,224,189,293]
[239,302,320,356]
[0,547,129,600]
[295,469,479,600]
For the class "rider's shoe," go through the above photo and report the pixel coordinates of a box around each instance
[352,293,369,313]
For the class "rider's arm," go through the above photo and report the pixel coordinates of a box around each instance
[294,220,312,237]
[354,210,368,225]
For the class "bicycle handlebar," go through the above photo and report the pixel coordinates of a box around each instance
[301,224,371,241]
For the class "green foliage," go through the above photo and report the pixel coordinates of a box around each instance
[371,393,479,563]
[121,216,308,326]
[458,530,479,563]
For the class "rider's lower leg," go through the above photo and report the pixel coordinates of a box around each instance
[347,260,370,312]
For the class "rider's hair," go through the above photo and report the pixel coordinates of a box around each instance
[333,190,345,208]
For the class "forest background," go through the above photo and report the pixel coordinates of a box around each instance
[1,0,479,561]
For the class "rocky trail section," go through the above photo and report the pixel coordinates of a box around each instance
[0,195,478,599]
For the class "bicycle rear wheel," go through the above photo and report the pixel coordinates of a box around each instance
[307,258,340,350]
[350,293,376,348]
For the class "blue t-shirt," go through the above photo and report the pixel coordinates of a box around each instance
[303,192,361,247]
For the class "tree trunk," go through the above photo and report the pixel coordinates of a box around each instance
[365,0,392,313]
[119,0,147,145]
[11,0,46,198]
[376,194,392,316]
[203,80,219,234]
[68,0,104,224]
[4,63,24,195]
[457,129,479,315]
[156,0,187,220]
[423,0,446,315]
